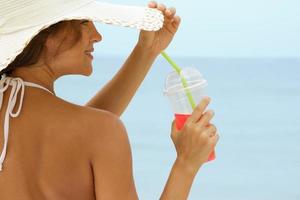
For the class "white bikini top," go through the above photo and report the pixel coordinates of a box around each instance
[0,74,55,171]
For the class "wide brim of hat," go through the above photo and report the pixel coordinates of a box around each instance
[0,1,164,71]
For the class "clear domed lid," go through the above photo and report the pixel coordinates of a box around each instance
[164,67,207,95]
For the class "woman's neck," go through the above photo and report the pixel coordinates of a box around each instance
[8,65,56,95]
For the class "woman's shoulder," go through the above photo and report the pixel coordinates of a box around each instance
[52,97,125,138]
[47,97,127,154]
[65,103,129,159]
[46,98,131,176]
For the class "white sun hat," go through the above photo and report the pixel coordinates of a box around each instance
[0,0,164,72]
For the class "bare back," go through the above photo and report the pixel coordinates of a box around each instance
[0,86,112,200]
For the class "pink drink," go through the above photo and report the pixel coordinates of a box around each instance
[175,113,215,162]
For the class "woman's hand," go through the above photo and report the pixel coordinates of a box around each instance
[136,1,181,56]
[170,97,219,171]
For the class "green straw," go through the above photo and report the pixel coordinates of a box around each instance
[161,51,196,109]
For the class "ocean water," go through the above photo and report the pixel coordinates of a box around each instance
[55,56,300,200]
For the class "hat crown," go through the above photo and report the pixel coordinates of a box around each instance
[0,0,93,34]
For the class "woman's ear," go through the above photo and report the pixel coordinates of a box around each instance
[44,36,55,55]
[44,33,65,58]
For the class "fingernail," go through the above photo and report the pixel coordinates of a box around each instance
[206,109,213,116]
[203,96,211,102]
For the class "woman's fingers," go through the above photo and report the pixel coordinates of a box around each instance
[210,133,220,146]
[148,1,157,8]
[148,1,179,30]
[173,15,181,23]
[205,124,217,137]
[171,120,179,142]
[187,97,211,123]
[198,110,214,128]
[149,2,166,12]
[148,1,174,18]
[157,3,167,12]
[165,7,176,18]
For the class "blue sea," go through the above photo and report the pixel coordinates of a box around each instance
[55,56,300,200]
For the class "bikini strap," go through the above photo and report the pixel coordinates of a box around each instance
[0,76,54,171]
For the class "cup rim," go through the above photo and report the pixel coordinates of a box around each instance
[163,80,208,96]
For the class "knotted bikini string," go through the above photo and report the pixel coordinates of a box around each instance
[0,75,25,171]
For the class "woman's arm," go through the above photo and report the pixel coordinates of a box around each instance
[160,98,219,199]
[90,98,219,200]
[160,159,200,200]
[84,46,158,116]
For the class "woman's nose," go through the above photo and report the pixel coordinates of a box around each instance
[92,30,102,43]
[90,22,102,43]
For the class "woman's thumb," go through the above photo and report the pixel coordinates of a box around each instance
[171,120,180,142]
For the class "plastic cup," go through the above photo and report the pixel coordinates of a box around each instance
[164,67,215,162]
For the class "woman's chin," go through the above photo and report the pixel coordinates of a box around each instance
[82,65,93,76]
[68,63,93,76]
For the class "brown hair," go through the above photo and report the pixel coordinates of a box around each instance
[0,20,83,76]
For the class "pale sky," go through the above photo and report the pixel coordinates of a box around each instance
[94,0,300,57]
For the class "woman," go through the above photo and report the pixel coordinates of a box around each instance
[0,0,219,199]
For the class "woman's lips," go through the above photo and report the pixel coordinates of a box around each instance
[85,52,93,59]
